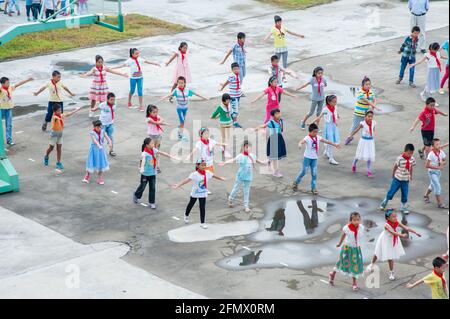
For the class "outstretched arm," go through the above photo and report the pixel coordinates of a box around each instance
[62,85,76,97]
[165,53,177,67]
[348,124,363,139]
[105,67,128,78]
[410,117,421,132]
[313,113,325,125]
[219,80,230,92]
[13,77,34,89]
[33,85,47,96]
[158,150,180,162]
[296,82,310,91]
[283,90,296,98]
[144,59,161,67]
[212,174,227,181]
[263,32,272,42]
[406,279,424,289]
[192,91,209,101]
[110,63,128,70]
[399,221,421,237]
[321,138,340,148]
[286,29,305,38]
[410,56,427,68]
[65,107,82,118]
[435,108,448,117]
[158,92,173,102]
[80,68,95,78]
[336,232,346,248]
[218,157,238,166]
[251,91,266,103]
[172,178,192,189]
[219,49,233,65]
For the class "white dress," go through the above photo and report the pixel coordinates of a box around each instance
[355,120,376,162]
[374,222,406,261]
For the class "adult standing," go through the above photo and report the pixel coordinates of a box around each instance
[408,0,429,54]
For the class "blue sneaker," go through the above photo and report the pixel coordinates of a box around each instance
[44,156,49,166]
[300,122,306,130]
[379,198,388,211]
[233,122,243,128]
[56,162,64,170]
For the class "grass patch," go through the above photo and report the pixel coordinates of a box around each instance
[0,14,187,62]
[259,0,335,9]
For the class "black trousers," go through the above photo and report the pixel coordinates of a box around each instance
[32,4,41,20]
[134,175,156,204]
[185,197,206,223]
[45,9,55,19]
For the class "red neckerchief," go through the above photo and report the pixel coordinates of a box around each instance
[308,134,319,154]
[235,73,240,91]
[433,149,442,165]
[270,85,279,103]
[363,88,370,100]
[243,151,255,168]
[179,49,186,64]
[107,102,115,121]
[365,119,373,137]
[326,104,336,124]
[401,153,411,171]
[347,223,359,246]
[96,66,105,83]
[430,51,442,72]
[201,138,211,156]
[275,24,285,36]
[178,86,186,100]
[387,220,399,247]
[1,85,11,100]
[433,270,447,292]
[144,147,157,169]
[411,36,418,51]
[316,76,322,96]
[272,64,279,80]
[53,113,64,129]
[132,57,141,72]
[51,79,60,99]
[93,129,102,145]
[238,40,246,54]
[149,115,163,132]
[197,169,207,189]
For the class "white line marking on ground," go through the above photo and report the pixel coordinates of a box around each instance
[172,216,180,221]
[28,158,35,162]
[111,191,118,194]
[242,246,251,251]
[140,203,148,207]
[15,131,24,134]
[280,262,289,267]
[320,279,329,285]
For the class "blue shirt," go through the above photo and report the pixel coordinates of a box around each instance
[232,43,246,68]
[442,40,449,65]
[408,0,429,15]
[236,153,255,181]
[141,149,158,176]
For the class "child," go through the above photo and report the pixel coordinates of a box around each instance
[4,0,20,16]
[43,104,82,170]
[328,212,365,291]
[146,105,170,174]
[314,95,340,165]
[346,77,381,142]
[112,48,160,111]
[292,123,340,194]
[439,39,449,94]
[166,42,192,93]
[407,256,448,299]
[410,42,443,102]
[220,32,247,84]
[297,67,328,130]
[81,55,127,118]
[251,76,296,123]
[219,62,244,128]
[410,97,447,159]
[424,138,448,209]
[34,71,76,132]
[211,93,233,158]
[254,109,287,178]
[347,110,376,178]
[83,120,112,185]
[1,76,33,146]
[159,76,208,141]
[187,128,226,176]
[367,209,421,281]
[91,93,117,157]
[397,26,421,87]
[264,15,305,70]
[268,55,297,102]
[172,159,226,229]
[380,144,416,213]
[133,137,180,209]
[25,0,33,21]
[219,141,266,213]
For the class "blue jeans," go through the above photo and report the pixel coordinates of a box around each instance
[229,179,252,207]
[176,107,188,124]
[276,51,288,69]
[230,97,240,119]
[1,109,12,143]
[386,178,409,204]
[130,78,143,97]
[295,157,318,190]
[399,56,416,83]
[104,124,114,145]
[428,171,442,195]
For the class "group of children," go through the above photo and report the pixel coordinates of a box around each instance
[1,14,449,297]
[2,0,89,21]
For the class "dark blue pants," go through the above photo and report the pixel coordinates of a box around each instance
[399,56,416,83]
[386,178,409,204]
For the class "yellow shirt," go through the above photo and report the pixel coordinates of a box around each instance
[423,272,448,299]
[271,25,288,49]
[46,81,65,102]
[0,86,15,109]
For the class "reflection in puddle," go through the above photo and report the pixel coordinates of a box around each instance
[54,61,93,72]
[217,196,446,271]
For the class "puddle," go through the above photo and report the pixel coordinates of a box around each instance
[12,104,46,117]
[216,196,446,271]
[54,61,93,72]
[360,2,394,10]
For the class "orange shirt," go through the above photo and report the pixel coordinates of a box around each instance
[51,114,65,132]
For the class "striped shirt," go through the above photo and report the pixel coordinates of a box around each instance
[172,87,194,109]
[394,155,416,181]
[228,74,242,98]
[354,89,375,117]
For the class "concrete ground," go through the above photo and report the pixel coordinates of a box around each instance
[0,0,449,299]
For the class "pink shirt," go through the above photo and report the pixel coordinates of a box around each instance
[264,86,284,122]
[147,115,163,136]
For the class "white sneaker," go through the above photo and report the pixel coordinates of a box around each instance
[184,214,189,224]
[329,158,339,165]
[207,190,212,195]
[389,271,396,281]
[366,263,374,274]
[200,223,208,229]
[273,171,283,178]
[244,207,251,213]
[89,111,95,118]
[149,204,156,209]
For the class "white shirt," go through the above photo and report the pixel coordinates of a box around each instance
[195,139,217,167]
[189,171,214,198]
[427,150,446,172]
[343,224,365,248]
[303,135,322,160]
[98,102,116,126]
[125,57,145,79]
[360,120,376,139]
[426,52,442,69]
[322,105,338,124]
[44,0,57,10]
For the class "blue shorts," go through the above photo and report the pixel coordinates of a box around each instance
[177,107,188,124]
[130,78,144,97]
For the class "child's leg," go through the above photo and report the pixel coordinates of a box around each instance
[281,51,288,69]
[2,109,12,143]
[185,197,197,217]
[46,145,55,157]
[45,102,54,124]
[371,255,378,265]
[399,56,408,81]
[105,124,114,151]
[243,181,251,208]
[384,178,401,204]
[137,78,144,109]
[352,276,358,287]
[56,144,62,163]
[170,82,177,93]
[148,175,156,204]
[316,100,324,117]
[408,57,416,84]
[199,198,206,224]
[271,159,279,173]
[294,158,310,185]
[90,100,96,113]
[441,65,449,89]
[229,179,242,203]
[302,101,317,124]
[230,98,239,123]
[134,175,149,200]
[366,160,373,174]
[352,158,358,169]
[310,159,318,191]
[388,259,394,271]
[349,115,363,134]
[400,181,409,208]
[129,79,137,106]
